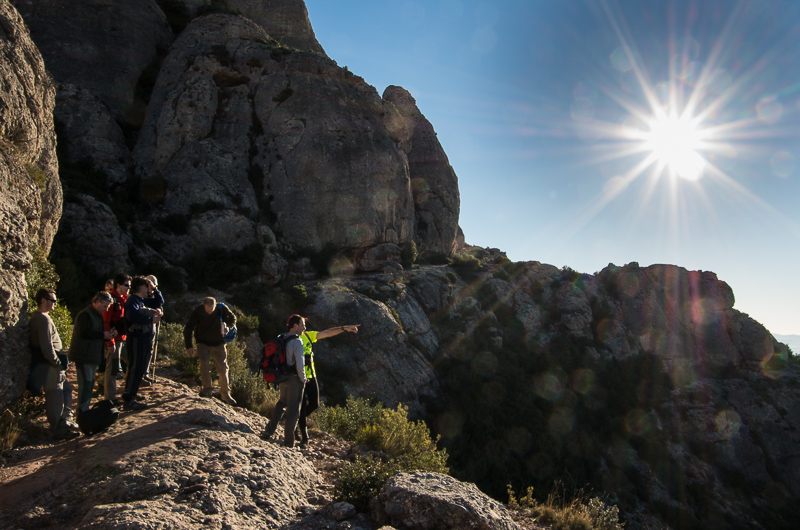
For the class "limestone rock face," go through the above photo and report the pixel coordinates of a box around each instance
[53,86,130,186]
[305,281,440,415]
[223,0,324,53]
[11,0,173,124]
[132,13,415,266]
[0,0,60,408]
[56,194,133,277]
[384,86,461,258]
[373,472,520,530]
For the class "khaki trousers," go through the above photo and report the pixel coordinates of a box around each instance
[197,343,231,397]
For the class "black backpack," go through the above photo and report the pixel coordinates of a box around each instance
[76,399,119,436]
[261,333,295,384]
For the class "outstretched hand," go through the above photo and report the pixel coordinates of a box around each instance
[344,324,360,333]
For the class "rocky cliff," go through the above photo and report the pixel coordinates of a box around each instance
[1,0,797,528]
[0,0,60,408]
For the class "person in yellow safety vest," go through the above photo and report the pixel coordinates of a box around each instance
[289,314,360,448]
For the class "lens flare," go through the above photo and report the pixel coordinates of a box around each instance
[641,111,708,180]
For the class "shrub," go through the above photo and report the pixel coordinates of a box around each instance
[315,396,385,441]
[26,248,73,345]
[401,241,418,267]
[157,321,279,417]
[334,455,396,510]
[0,409,23,457]
[226,339,279,417]
[25,162,47,190]
[450,252,481,273]
[355,404,449,474]
[322,399,449,509]
[506,483,625,530]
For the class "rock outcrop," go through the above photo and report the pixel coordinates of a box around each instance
[131,13,417,267]
[11,0,173,124]
[383,86,461,259]
[373,472,520,530]
[0,0,60,408]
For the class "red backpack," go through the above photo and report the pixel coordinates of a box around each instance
[261,333,294,383]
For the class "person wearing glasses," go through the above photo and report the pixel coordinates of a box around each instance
[29,288,79,440]
[101,273,131,404]
[69,291,117,413]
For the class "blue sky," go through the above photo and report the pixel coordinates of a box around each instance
[305,0,800,336]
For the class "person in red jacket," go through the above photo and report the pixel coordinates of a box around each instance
[102,273,130,404]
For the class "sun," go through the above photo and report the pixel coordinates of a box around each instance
[642,111,708,181]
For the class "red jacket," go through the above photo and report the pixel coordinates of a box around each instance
[104,289,127,346]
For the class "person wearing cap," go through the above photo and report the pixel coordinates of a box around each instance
[292,314,359,447]
[183,296,237,405]
[123,277,163,411]
[69,291,117,413]
[140,274,164,385]
[262,314,309,447]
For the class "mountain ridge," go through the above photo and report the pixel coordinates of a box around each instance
[1,1,798,528]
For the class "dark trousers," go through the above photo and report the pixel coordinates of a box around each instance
[298,377,319,433]
[75,362,98,412]
[123,334,151,403]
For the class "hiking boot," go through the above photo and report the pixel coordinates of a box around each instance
[123,400,147,412]
[199,389,213,398]
[116,372,124,380]
[140,378,152,387]
[221,394,237,406]
[53,420,80,440]
[261,425,276,440]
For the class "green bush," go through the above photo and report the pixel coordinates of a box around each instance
[401,241,418,268]
[226,339,280,417]
[322,398,449,509]
[158,321,279,417]
[355,404,448,474]
[315,396,385,441]
[26,248,73,345]
[335,455,396,510]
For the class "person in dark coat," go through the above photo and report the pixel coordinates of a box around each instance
[183,297,237,405]
[69,291,116,412]
[122,276,162,411]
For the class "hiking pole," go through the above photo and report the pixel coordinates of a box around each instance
[151,319,161,381]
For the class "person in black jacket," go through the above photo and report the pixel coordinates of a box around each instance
[69,291,116,412]
[123,276,163,411]
[183,297,237,405]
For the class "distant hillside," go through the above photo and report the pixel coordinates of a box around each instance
[775,334,800,354]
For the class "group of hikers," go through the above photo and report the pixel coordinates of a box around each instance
[29,274,359,448]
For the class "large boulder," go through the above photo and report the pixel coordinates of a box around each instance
[56,194,134,277]
[304,281,439,415]
[373,471,520,530]
[0,0,60,408]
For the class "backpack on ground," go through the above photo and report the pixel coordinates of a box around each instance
[217,303,237,343]
[76,399,119,436]
[262,333,294,384]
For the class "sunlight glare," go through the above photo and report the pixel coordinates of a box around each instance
[642,112,707,180]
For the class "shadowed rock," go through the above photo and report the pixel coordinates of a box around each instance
[0,0,60,408]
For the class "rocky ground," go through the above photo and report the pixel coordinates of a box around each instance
[0,361,541,530]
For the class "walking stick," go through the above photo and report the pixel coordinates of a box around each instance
[151,319,161,381]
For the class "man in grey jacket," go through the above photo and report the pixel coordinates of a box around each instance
[29,288,78,440]
[262,314,308,447]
